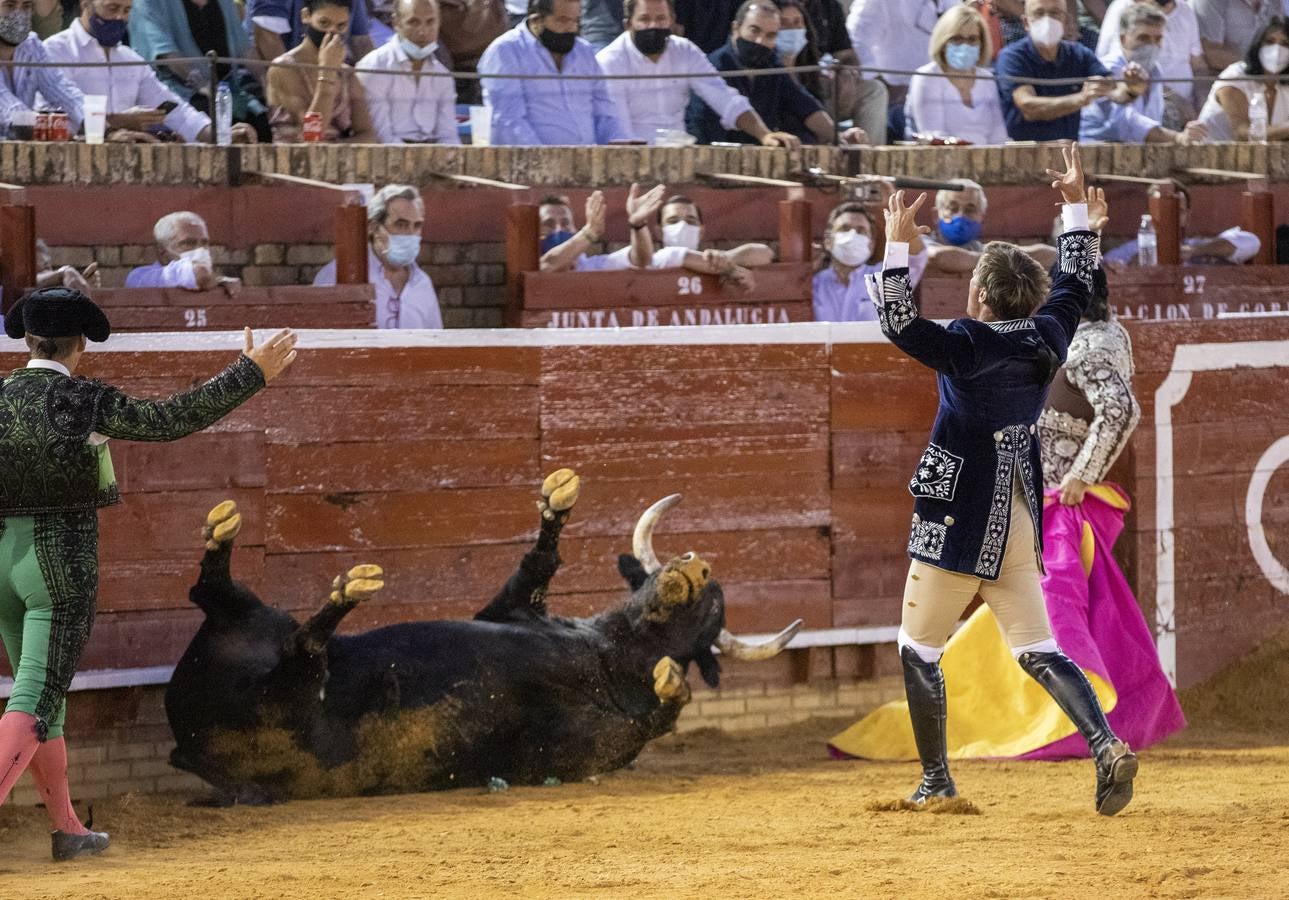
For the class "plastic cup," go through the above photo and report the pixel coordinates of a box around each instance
[468,105,491,146]
[83,95,107,145]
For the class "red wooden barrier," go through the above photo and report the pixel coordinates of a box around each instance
[0,197,37,314]
[91,285,377,331]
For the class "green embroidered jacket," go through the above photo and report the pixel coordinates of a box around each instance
[0,355,265,516]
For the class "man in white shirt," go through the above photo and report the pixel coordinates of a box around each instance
[356,0,461,144]
[538,185,666,272]
[314,184,444,329]
[643,194,770,290]
[43,0,256,143]
[126,212,243,293]
[596,0,801,146]
[1096,0,1205,123]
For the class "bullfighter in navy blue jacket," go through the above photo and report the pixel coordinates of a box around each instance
[869,145,1138,817]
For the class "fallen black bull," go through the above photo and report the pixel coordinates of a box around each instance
[164,470,802,803]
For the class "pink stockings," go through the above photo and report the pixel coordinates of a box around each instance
[0,711,88,834]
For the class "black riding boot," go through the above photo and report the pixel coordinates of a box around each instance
[901,645,957,803]
[1018,650,1139,816]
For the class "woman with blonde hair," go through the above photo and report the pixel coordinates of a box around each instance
[905,4,1009,144]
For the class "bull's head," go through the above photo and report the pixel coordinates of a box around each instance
[622,494,802,688]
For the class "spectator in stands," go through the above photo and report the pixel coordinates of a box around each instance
[356,0,459,144]
[1197,16,1289,141]
[1080,3,1206,144]
[1102,182,1261,265]
[636,193,770,290]
[0,0,85,138]
[847,0,959,142]
[35,239,99,293]
[673,0,738,54]
[905,4,1009,144]
[267,0,378,141]
[245,0,375,62]
[811,200,928,322]
[597,0,802,147]
[537,185,663,272]
[129,0,273,141]
[478,0,629,144]
[995,0,1141,141]
[44,0,257,143]
[127,211,242,293]
[687,0,863,145]
[1192,0,1276,76]
[924,180,1057,274]
[314,184,443,328]
[777,0,887,146]
[1096,0,1204,127]
[32,0,76,38]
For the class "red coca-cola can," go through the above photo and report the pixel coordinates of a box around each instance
[302,111,323,143]
[50,109,70,142]
[34,110,52,142]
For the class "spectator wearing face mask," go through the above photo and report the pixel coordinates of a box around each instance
[811,200,928,322]
[905,4,1009,144]
[1096,0,1204,127]
[637,194,772,290]
[537,185,668,273]
[1197,16,1289,141]
[1080,2,1207,144]
[996,0,1143,141]
[686,0,860,145]
[597,0,802,147]
[924,181,1057,274]
[355,0,459,144]
[314,184,443,329]
[478,0,630,145]
[0,0,85,138]
[245,0,375,63]
[1192,0,1277,76]
[127,211,242,294]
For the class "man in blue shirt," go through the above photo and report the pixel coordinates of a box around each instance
[686,0,841,145]
[1080,2,1205,145]
[478,0,629,145]
[996,0,1138,141]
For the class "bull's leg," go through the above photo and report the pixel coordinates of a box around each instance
[474,469,580,623]
[189,500,259,617]
[290,565,385,657]
[635,656,693,739]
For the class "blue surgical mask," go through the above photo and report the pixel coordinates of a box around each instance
[944,42,979,71]
[384,233,422,266]
[776,28,807,60]
[540,230,575,254]
[400,38,438,60]
[939,215,983,246]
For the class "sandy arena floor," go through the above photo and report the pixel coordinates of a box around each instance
[0,718,1285,900]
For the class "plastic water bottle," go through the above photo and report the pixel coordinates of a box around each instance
[1137,214,1157,267]
[1249,91,1268,143]
[215,82,233,146]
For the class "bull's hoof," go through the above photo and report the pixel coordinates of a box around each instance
[538,468,580,521]
[330,563,385,605]
[653,656,691,705]
[203,500,242,551]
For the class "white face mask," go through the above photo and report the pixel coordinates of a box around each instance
[662,221,702,251]
[1259,43,1289,75]
[1028,15,1063,49]
[829,230,872,267]
[179,246,212,268]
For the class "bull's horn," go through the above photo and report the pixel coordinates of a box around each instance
[714,619,804,661]
[632,493,681,575]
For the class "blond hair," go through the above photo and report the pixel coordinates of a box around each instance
[929,4,992,72]
[975,241,1049,320]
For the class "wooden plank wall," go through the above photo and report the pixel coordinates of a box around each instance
[1,317,1286,690]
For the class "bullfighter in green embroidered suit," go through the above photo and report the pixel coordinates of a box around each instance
[0,287,297,860]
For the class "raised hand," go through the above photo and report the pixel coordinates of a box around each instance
[626,182,667,229]
[317,32,347,72]
[1044,142,1087,205]
[244,327,299,383]
[584,190,606,241]
[883,190,931,245]
[1087,185,1108,232]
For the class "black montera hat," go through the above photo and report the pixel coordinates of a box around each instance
[4,287,111,343]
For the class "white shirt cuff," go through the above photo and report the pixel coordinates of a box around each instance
[251,15,291,34]
[883,241,909,269]
[1062,202,1089,233]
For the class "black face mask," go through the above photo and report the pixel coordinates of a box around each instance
[306,25,331,48]
[735,37,776,69]
[538,26,577,55]
[631,27,670,56]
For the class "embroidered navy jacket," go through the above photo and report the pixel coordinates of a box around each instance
[868,208,1098,580]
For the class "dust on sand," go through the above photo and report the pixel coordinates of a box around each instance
[1,713,1286,900]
